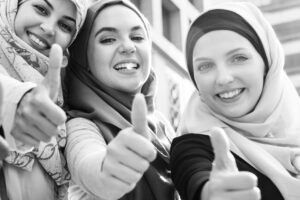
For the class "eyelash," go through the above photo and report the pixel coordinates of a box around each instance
[100,37,116,44]
[100,35,145,44]
[197,62,214,72]
[34,5,49,16]
[232,55,248,63]
[59,22,73,33]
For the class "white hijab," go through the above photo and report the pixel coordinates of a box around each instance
[181,2,300,199]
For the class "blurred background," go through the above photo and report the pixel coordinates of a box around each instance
[91,0,300,132]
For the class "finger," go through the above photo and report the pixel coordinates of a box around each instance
[0,136,9,160]
[23,109,60,138]
[215,172,258,190]
[33,96,66,127]
[211,127,238,173]
[221,187,261,200]
[11,127,39,147]
[42,44,63,100]
[104,158,142,185]
[108,140,150,173]
[131,93,149,139]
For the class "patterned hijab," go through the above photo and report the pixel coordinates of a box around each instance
[65,0,176,199]
[181,2,300,199]
[1,0,87,189]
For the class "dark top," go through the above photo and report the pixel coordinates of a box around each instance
[170,134,284,200]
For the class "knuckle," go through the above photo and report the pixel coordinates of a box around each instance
[139,160,150,172]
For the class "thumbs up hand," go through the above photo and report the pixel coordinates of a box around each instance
[11,44,66,147]
[201,127,260,200]
[99,94,156,199]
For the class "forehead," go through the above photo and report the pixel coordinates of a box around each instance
[25,0,77,12]
[93,4,145,31]
[193,30,254,56]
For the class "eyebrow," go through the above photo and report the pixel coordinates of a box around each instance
[43,0,53,10]
[95,25,144,37]
[43,0,76,24]
[193,48,246,62]
[225,48,245,57]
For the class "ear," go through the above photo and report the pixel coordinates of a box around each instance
[62,56,68,68]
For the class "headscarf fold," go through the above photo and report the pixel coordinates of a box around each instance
[0,0,87,187]
[65,0,176,199]
[181,2,300,199]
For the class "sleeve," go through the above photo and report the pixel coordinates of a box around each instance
[0,73,36,148]
[170,134,214,200]
[65,117,111,199]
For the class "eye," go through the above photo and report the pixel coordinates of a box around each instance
[100,37,116,44]
[196,62,214,72]
[59,21,75,33]
[131,34,145,42]
[34,5,49,16]
[232,55,248,63]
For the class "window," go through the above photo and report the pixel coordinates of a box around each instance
[162,0,182,49]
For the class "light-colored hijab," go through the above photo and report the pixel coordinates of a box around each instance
[181,2,300,199]
[0,0,87,190]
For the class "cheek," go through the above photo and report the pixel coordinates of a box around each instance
[195,74,214,94]
[55,33,73,50]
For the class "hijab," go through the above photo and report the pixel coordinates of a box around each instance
[181,2,300,199]
[65,0,176,199]
[1,0,88,190]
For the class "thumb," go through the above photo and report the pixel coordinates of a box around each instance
[0,136,9,160]
[131,93,149,140]
[211,127,238,174]
[42,44,63,100]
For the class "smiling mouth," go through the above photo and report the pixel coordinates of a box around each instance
[113,62,140,71]
[217,88,243,99]
[28,32,50,50]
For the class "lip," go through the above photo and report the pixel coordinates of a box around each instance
[216,88,244,103]
[114,59,139,66]
[113,59,141,74]
[27,31,51,51]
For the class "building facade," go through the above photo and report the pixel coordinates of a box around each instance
[130,0,300,131]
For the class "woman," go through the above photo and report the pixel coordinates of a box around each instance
[170,2,300,200]
[64,0,178,199]
[0,0,87,199]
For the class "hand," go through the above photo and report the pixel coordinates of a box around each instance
[100,93,157,198]
[201,127,260,200]
[11,44,66,147]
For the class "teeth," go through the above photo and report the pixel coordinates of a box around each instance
[29,34,47,48]
[114,62,138,70]
[219,89,242,99]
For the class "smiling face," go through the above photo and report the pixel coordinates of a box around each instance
[193,30,266,118]
[87,4,151,94]
[14,0,77,56]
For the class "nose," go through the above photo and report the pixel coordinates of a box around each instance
[40,23,55,36]
[216,66,234,86]
[118,39,136,54]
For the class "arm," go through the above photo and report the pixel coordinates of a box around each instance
[0,73,35,149]
[170,134,212,200]
[1,45,66,148]
[171,129,260,200]
[66,117,156,199]
[65,117,107,198]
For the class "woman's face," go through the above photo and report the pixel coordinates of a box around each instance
[87,5,151,94]
[14,0,77,56]
[192,30,266,118]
